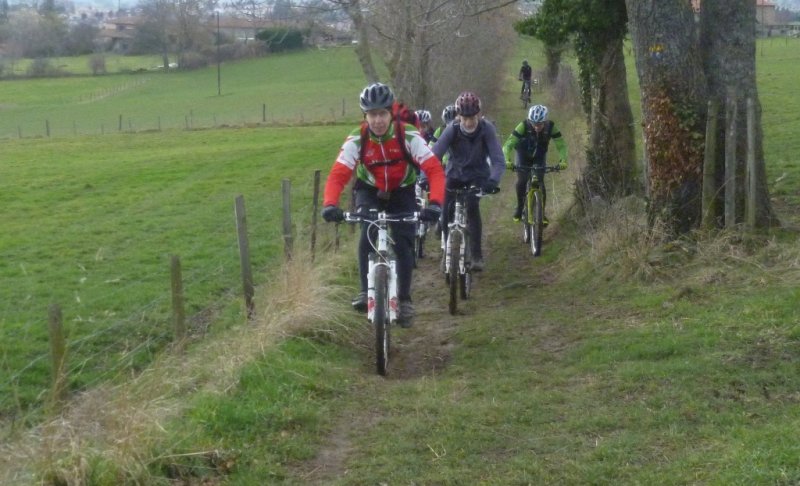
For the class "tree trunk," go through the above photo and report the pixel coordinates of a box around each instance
[344,0,379,83]
[625,0,708,234]
[699,0,776,227]
[579,34,637,203]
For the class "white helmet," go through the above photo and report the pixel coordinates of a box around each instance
[415,109,432,124]
[528,104,548,123]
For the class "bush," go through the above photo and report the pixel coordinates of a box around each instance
[89,54,106,75]
[255,27,306,52]
[27,58,65,78]
[177,51,208,70]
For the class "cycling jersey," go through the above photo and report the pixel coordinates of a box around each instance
[324,123,445,207]
[503,120,567,165]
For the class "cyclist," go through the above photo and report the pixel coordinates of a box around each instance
[430,104,457,147]
[321,83,445,327]
[518,60,532,98]
[432,91,505,272]
[415,109,435,144]
[502,104,568,225]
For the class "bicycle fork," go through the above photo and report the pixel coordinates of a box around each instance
[367,255,398,324]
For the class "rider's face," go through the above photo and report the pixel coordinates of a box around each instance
[460,114,479,133]
[365,109,392,136]
[532,122,545,133]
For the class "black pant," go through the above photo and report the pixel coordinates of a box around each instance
[442,179,483,260]
[354,184,416,302]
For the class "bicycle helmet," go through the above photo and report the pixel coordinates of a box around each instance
[441,104,457,124]
[359,83,394,112]
[528,104,548,123]
[415,109,432,124]
[455,91,481,117]
[522,59,529,66]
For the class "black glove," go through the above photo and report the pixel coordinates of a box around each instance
[418,179,430,191]
[321,205,344,223]
[481,180,499,194]
[420,203,442,223]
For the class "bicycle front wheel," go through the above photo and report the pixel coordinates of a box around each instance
[521,201,531,244]
[373,265,390,375]
[531,190,544,257]
[460,233,471,300]
[448,232,461,315]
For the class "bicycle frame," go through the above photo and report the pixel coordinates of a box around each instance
[344,211,418,324]
[443,187,481,277]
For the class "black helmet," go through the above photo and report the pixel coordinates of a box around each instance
[359,83,394,112]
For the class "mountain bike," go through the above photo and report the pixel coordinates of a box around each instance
[413,179,431,266]
[520,80,531,109]
[441,186,486,315]
[513,165,560,257]
[343,210,419,376]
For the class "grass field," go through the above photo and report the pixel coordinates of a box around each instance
[0,47,366,139]
[1,36,799,484]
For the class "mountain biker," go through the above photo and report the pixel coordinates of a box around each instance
[321,83,445,327]
[518,60,532,97]
[431,91,505,272]
[502,104,568,225]
[415,109,435,144]
[430,104,457,147]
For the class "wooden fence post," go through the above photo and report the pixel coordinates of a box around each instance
[263,104,267,122]
[702,100,719,229]
[170,255,186,352]
[234,195,255,319]
[119,114,123,131]
[282,179,293,260]
[311,170,321,261]
[745,97,757,229]
[724,89,738,228]
[45,120,50,137]
[48,304,67,411]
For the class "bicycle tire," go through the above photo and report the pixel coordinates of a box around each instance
[374,264,390,375]
[521,199,531,244]
[460,233,471,300]
[448,232,461,315]
[531,190,544,257]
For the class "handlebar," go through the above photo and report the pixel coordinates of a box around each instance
[343,211,419,224]
[446,185,492,198]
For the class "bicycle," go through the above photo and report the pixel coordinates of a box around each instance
[413,179,431,266]
[520,79,531,109]
[513,165,560,257]
[440,186,486,315]
[343,210,419,376]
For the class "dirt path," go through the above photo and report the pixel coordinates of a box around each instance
[290,199,518,483]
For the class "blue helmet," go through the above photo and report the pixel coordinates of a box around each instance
[528,104,548,123]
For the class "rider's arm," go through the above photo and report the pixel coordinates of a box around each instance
[551,122,568,164]
[431,123,455,162]
[502,121,526,161]
[406,131,445,206]
[322,133,358,207]
[484,122,506,184]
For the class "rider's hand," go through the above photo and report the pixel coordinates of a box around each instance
[557,159,568,171]
[321,205,344,223]
[481,180,500,194]
[418,179,430,191]
[420,203,442,223]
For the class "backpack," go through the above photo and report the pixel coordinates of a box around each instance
[359,101,417,165]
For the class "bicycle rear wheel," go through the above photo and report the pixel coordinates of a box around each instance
[531,190,544,257]
[373,265,390,375]
[448,232,461,315]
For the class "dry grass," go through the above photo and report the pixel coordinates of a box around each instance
[0,248,352,485]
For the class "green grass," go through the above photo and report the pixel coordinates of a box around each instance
[0,125,349,420]
[0,47,366,139]
[2,35,800,484]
